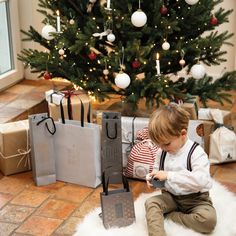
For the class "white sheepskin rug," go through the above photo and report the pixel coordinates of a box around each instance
[74,180,236,236]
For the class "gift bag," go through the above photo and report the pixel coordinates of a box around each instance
[101,112,122,183]
[28,113,57,186]
[125,135,158,180]
[209,109,236,164]
[54,100,101,188]
[100,172,135,229]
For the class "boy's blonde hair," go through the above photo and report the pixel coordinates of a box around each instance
[148,103,190,145]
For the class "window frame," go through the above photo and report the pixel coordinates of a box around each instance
[0,0,23,91]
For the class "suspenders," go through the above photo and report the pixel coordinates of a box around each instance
[159,142,199,172]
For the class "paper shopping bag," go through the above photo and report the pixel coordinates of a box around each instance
[54,100,101,188]
[28,113,57,186]
[100,172,135,229]
[101,112,123,184]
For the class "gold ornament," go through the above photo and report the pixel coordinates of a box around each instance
[179,59,186,66]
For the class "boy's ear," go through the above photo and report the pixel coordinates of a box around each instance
[181,129,187,136]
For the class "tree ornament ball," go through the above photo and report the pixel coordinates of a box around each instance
[89,0,97,2]
[210,17,218,26]
[190,64,206,79]
[115,72,131,89]
[107,33,116,42]
[162,41,170,50]
[88,51,97,60]
[160,6,168,15]
[41,25,56,40]
[43,71,52,80]
[58,49,65,55]
[103,69,109,75]
[132,60,141,69]
[69,19,75,25]
[179,59,186,66]
[185,0,199,5]
[131,10,147,27]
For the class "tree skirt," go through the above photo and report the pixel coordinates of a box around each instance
[74,180,236,236]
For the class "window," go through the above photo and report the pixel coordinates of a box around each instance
[0,0,23,90]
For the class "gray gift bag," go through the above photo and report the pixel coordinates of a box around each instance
[28,113,56,186]
[54,99,101,188]
[101,112,123,184]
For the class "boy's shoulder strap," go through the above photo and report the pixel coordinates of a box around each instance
[187,141,199,172]
[159,141,199,171]
[159,151,167,171]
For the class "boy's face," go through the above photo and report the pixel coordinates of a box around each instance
[158,129,187,154]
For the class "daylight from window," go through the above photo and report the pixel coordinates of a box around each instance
[0,0,13,75]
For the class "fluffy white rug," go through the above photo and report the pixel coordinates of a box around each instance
[74,180,236,236]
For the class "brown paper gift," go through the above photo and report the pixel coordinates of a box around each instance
[48,92,92,122]
[181,96,200,120]
[0,120,31,175]
[224,112,236,133]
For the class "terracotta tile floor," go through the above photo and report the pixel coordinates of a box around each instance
[0,79,235,236]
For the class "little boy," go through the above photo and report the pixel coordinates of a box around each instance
[145,103,216,236]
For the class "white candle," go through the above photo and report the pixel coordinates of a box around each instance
[56,10,61,32]
[107,0,111,9]
[156,53,160,75]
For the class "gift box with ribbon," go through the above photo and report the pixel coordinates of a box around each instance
[121,116,150,167]
[0,120,31,175]
[180,96,200,120]
[46,90,92,122]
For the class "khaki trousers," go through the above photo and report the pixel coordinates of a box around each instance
[145,191,217,236]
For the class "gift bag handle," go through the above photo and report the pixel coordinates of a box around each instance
[105,122,117,139]
[36,117,56,135]
[102,171,130,195]
[59,94,91,128]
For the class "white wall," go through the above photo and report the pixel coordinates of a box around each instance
[19,0,44,80]
[18,0,236,80]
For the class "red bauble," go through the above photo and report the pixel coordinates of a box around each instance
[160,6,168,15]
[210,17,218,26]
[43,71,52,80]
[132,60,141,69]
[88,51,97,60]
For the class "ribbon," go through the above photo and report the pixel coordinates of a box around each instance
[214,122,234,131]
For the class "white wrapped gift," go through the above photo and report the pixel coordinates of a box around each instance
[45,90,65,105]
[121,116,149,167]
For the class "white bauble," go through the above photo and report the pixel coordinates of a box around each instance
[131,10,147,27]
[107,33,116,42]
[58,49,65,55]
[190,64,206,79]
[41,25,56,40]
[185,0,199,5]
[115,72,131,89]
[103,69,109,75]
[89,0,97,2]
[162,41,170,50]
[69,19,75,25]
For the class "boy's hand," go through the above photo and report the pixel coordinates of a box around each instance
[153,171,168,181]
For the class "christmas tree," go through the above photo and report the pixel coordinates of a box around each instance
[18,0,236,109]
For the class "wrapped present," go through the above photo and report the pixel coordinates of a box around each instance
[180,96,200,120]
[198,108,230,121]
[224,112,236,132]
[209,109,236,164]
[47,90,92,122]
[121,116,149,167]
[187,120,214,155]
[45,90,64,105]
[0,120,31,175]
